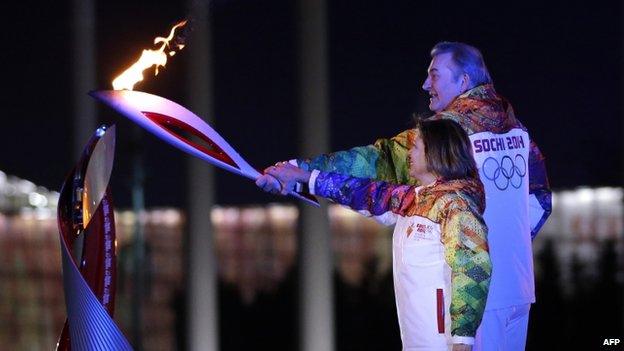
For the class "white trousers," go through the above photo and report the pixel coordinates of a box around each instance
[473,304,531,351]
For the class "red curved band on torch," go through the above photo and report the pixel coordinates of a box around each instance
[142,111,237,168]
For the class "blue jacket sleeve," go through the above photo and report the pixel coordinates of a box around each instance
[313,171,416,217]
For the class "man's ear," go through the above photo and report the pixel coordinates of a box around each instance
[461,73,471,92]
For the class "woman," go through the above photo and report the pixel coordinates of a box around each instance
[258,119,490,351]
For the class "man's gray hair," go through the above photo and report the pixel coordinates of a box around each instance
[431,41,493,88]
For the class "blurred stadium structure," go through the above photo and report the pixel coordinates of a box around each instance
[0,173,621,349]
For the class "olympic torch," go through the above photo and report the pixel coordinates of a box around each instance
[92,20,319,206]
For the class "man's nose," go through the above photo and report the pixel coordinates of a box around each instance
[422,77,431,90]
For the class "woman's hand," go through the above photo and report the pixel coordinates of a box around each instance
[255,162,312,195]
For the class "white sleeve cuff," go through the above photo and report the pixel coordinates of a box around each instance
[451,336,474,345]
[528,193,545,232]
[308,170,321,195]
[289,159,303,192]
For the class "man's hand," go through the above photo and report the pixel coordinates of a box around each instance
[452,344,472,351]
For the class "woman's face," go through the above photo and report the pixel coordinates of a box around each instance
[408,130,428,179]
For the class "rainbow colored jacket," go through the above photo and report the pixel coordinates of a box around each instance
[298,84,551,238]
[313,173,491,341]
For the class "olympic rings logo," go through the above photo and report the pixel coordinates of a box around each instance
[482,154,527,190]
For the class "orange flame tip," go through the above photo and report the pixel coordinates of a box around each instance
[112,20,188,91]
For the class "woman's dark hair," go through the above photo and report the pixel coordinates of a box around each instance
[415,118,478,181]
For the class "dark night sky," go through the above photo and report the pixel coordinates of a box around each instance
[1,1,621,208]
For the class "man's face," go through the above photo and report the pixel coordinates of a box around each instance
[408,131,428,179]
[422,52,466,113]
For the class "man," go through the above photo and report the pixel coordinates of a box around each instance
[258,42,551,350]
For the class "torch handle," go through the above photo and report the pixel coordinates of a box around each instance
[288,190,320,207]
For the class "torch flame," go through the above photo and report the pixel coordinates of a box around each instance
[112,20,187,91]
